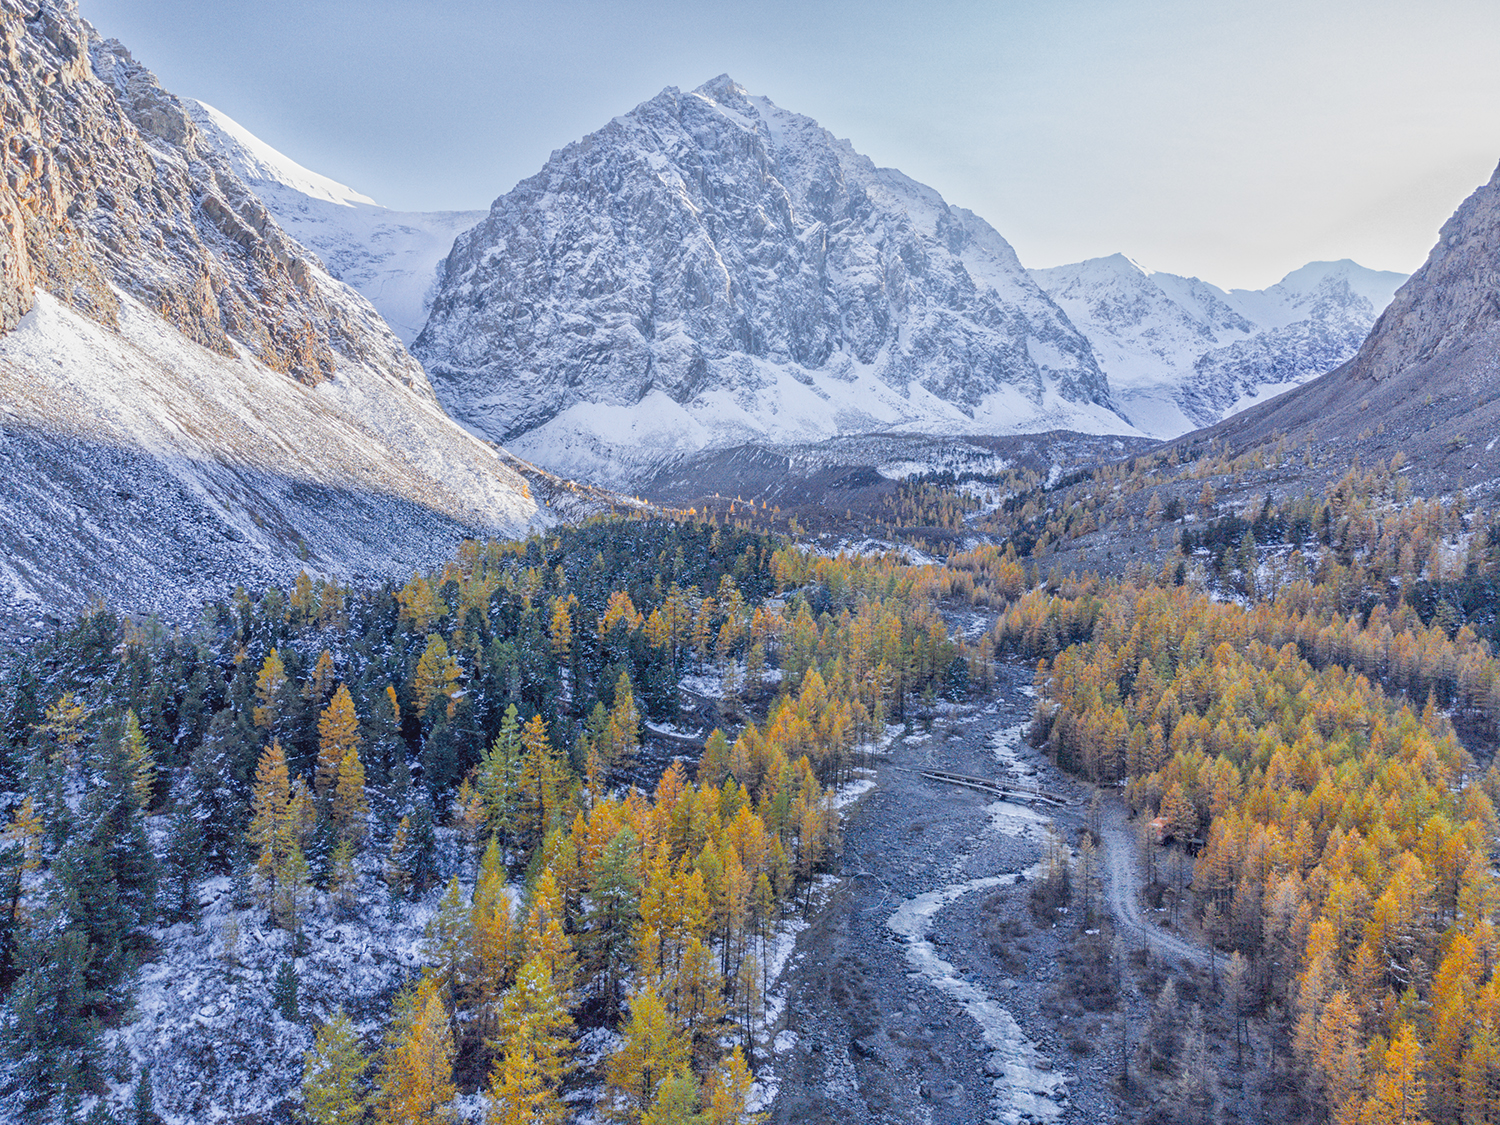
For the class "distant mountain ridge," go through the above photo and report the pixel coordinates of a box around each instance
[412,75,1135,487]
[1193,161,1500,495]
[182,73,1419,495]
[1031,255,1405,436]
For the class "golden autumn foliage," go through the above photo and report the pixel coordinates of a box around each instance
[1025,576,1500,1125]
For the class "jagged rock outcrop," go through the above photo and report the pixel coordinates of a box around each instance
[1032,256,1404,436]
[0,1,425,386]
[1348,162,1500,383]
[414,75,1128,486]
[0,0,547,639]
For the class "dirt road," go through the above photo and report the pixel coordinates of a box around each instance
[1098,802,1210,970]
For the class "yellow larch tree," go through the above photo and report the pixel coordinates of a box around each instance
[472,837,521,1039]
[702,1047,762,1125]
[485,956,574,1125]
[248,740,294,909]
[601,985,689,1123]
[549,595,574,659]
[253,649,288,733]
[316,684,362,805]
[517,715,567,851]
[302,1009,370,1125]
[413,634,461,720]
[1360,1022,1430,1125]
[121,708,156,812]
[374,976,456,1125]
[397,572,445,633]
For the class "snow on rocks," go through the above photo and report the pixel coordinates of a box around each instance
[415,75,1131,489]
[1032,254,1406,436]
[98,868,457,1122]
[186,100,488,347]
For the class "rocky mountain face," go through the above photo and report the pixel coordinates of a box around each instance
[413,75,1131,487]
[0,0,544,640]
[1202,161,1500,496]
[1347,163,1500,384]
[185,99,487,344]
[1031,256,1405,436]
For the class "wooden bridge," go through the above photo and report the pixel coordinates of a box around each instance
[899,766,1070,808]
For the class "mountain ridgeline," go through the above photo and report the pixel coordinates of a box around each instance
[185,74,1411,495]
[1203,159,1500,491]
[0,0,549,643]
[1031,255,1405,436]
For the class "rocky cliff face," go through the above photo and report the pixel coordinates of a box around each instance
[1347,162,1500,383]
[0,1,426,387]
[1202,161,1500,496]
[414,75,1128,486]
[0,0,544,639]
[184,99,486,345]
[1032,256,1404,436]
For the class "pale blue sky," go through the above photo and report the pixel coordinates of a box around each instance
[81,0,1500,290]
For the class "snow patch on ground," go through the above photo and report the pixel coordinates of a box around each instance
[95,867,460,1122]
[830,776,876,810]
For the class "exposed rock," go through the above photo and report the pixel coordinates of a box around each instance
[1191,160,1500,497]
[184,98,486,345]
[0,0,556,640]
[414,74,1129,487]
[0,0,419,387]
[1349,161,1500,383]
[1032,255,1405,436]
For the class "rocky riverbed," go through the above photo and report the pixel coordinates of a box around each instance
[768,663,1129,1125]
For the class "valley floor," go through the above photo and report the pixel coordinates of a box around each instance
[767,664,1273,1125]
[768,665,1100,1124]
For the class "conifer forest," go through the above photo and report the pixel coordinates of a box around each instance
[1,434,1498,1125]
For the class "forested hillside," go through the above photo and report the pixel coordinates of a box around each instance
[4,423,1500,1123]
[0,517,965,1121]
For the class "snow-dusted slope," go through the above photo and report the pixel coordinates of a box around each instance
[186,100,486,344]
[1031,256,1406,435]
[414,75,1135,488]
[0,288,538,633]
[0,0,542,637]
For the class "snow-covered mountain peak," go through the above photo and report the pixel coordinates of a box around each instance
[693,72,750,103]
[188,100,378,208]
[414,77,1127,487]
[1087,252,1154,278]
[1247,259,1406,321]
[1032,254,1407,437]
